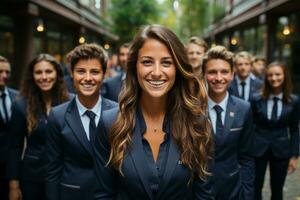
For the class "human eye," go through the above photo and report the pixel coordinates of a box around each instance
[141,59,153,66]
[91,69,100,75]
[75,68,85,74]
[162,59,173,67]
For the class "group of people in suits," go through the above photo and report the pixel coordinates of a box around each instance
[0,24,298,200]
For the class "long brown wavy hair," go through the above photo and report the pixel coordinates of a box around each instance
[108,24,213,179]
[20,54,69,133]
[262,61,293,103]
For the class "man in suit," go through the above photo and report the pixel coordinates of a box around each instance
[228,51,263,101]
[0,56,18,200]
[202,46,255,200]
[101,43,130,101]
[46,43,117,200]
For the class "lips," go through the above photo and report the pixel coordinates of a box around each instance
[81,83,95,90]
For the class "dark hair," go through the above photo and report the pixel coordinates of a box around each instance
[119,43,131,53]
[262,61,293,103]
[202,45,234,72]
[68,43,108,74]
[20,53,69,133]
[108,24,212,179]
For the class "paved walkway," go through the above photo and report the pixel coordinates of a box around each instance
[262,160,300,200]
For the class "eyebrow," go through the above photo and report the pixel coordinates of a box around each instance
[140,56,172,59]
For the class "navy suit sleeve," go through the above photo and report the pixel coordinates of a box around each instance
[289,96,300,157]
[238,105,255,200]
[193,160,215,200]
[46,111,64,200]
[93,120,117,200]
[7,102,26,181]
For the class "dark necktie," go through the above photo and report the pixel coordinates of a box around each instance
[1,92,9,123]
[85,110,96,142]
[271,97,279,121]
[213,105,224,135]
[240,81,246,100]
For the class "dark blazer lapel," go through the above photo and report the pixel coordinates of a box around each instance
[224,96,237,135]
[65,99,93,156]
[278,101,289,122]
[157,138,180,198]
[129,122,154,200]
[261,99,268,120]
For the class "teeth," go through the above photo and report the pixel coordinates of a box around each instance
[148,80,165,86]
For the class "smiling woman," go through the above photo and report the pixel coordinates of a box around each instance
[8,54,70,200]
[93,24,214,200]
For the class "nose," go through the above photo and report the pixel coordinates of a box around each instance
[151,62,162,77]
[216,72,222,81]
[85,71,92,80]
[42,72,47,79]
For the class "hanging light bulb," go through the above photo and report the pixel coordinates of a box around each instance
[36,19,44,32]
[282,26,291,36]
[79,36,85,44]
[104,43,110,50]
[230,37,238,45]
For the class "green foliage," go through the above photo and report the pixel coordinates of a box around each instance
[179,0,209,41]
[110,0,160,44]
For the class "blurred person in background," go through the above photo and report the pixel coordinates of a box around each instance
[228,51,263,102]
[8,54,70,200]
[186,36,208,78]
[251,62,299,200]
[252,56,266,81]
[0,56,18,200]
[101,43,130,102]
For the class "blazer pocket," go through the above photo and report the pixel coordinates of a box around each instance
[230,127,243,132]
[228,168,240,177]
[61,183,81,189]
[24,154,39,160]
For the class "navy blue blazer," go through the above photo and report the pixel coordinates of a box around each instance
[211,95,254,200]
[94,108,214,200]
[0,88,18,163]
[250,94,300,158]
[46,97,117,200]
[7,97,50,182]
[101,73,124,102]
[228,76,263,101]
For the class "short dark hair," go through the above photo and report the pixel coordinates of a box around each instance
[119,43,131,53]
[68,43,108,74]
[202,45,234,73]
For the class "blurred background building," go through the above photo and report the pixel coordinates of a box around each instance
[203,0,300,92]
[0,0,118,88]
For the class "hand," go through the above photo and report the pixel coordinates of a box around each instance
[9,187,22,200]
[287,157,298,174]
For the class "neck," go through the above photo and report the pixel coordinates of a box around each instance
[209,91,226,104]
[193,67,201,77]
[238,75,248,81]
[140,94,166,119]
[272,87,282,96]
[78,94,99,109]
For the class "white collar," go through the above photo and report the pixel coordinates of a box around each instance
[75,95,102,117]
[208,92,229,112]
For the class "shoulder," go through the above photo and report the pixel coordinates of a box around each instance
[230,95,251,110]
[51,100,71,120]
[8,87,19,96]
[291,94,299,104]
[102,107,119,130]
[252,77,263,86]
[103,74,122,85]
[102,97,118,110]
